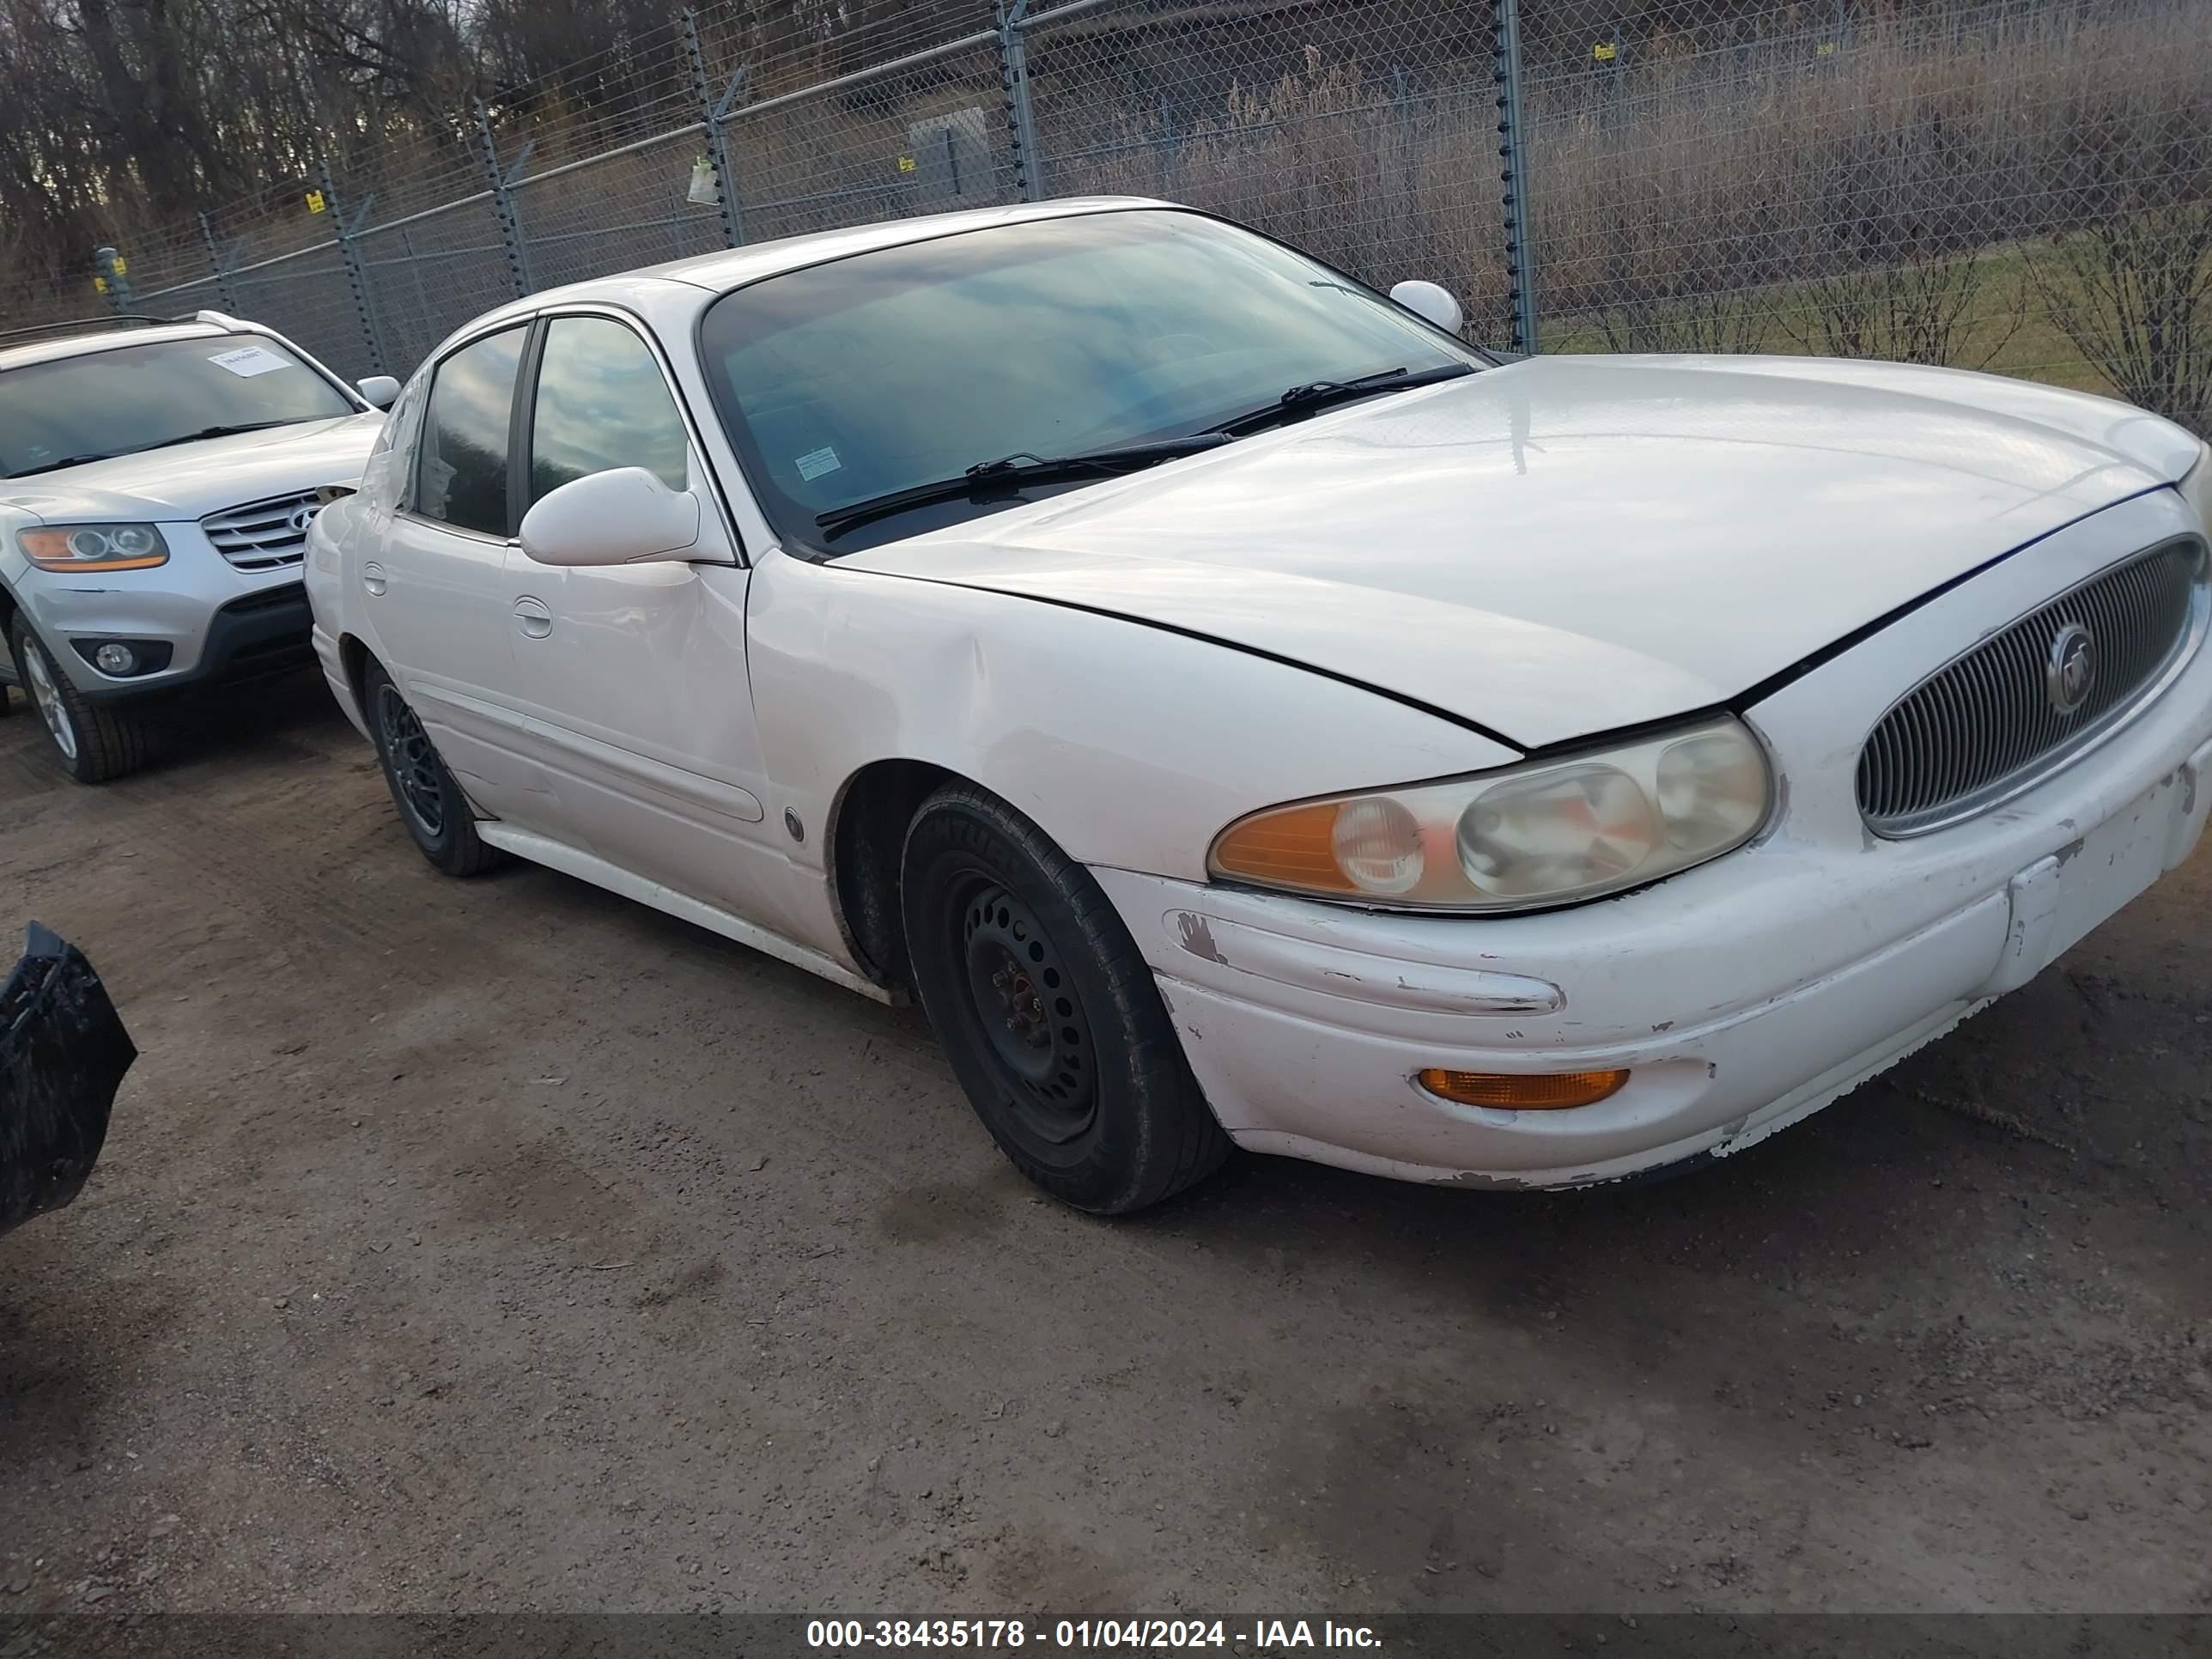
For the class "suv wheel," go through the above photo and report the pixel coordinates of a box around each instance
[6,618,154,784]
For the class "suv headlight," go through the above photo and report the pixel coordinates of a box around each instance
[17,524,170,572]
[1209,715,1772,912]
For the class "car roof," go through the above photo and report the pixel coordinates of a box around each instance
[457,196,1175,336]
[0,319,232,373]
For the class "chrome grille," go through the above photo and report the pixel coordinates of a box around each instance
[1857,538,2207,836]
[201,492,320,571]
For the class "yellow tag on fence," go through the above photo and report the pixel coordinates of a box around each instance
[896,155,917,173]
[1816,40,1837,56]
[305,189,327,214]
[1593,40,1616,61]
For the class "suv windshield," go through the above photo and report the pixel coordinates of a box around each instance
[0,335,356,478]
[696,210,1487,553]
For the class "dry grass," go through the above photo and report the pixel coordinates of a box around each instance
[1039,0,2212,430]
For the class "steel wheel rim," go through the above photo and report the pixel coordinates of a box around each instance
[21,643,77,763]
[376,684,445,838]
[952,878,1097,1146]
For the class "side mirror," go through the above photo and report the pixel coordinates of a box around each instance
[357,375,401,410]
[1390,280,1464,336]
[520,466,702,568]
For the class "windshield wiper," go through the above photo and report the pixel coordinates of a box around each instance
[5,453,116,478]
[815,433,1233,539]
[1206,362,1474,437]
[125,420,299,455]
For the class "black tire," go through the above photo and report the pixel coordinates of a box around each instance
[362,657,506,877]
[900,781,1228,1214]
[6,617,154,784]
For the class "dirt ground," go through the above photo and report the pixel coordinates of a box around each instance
[1,672,2208,1619]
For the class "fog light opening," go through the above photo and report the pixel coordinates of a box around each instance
[1417,1068,1630,1110]
[72,639,171,678]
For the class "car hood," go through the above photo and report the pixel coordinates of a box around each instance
[845,355,2203,749]
[5,412,386,524]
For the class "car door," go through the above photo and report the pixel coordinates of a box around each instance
[370,322,541,817]
[497,310,782,921]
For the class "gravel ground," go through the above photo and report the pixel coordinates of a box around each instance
[1,674,2208,1618]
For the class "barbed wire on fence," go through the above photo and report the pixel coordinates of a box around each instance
[4,0,2207,436]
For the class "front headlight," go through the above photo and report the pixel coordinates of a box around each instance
[17,524,170,572]
[1209,715,1772,912]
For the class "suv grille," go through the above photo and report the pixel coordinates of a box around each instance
[1856,538,2207,837]
[202,492,321,571]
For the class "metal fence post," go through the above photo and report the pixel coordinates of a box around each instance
[318,161,388,376]
[474,100,537,296]
[995,0,1042,203]
[198,213,243,314]
[1493,0,1540,356]
[679,7,749,247]
[93,246,133,313]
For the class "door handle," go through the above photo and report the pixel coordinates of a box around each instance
[514,597,554,640]
[362,562,388,597]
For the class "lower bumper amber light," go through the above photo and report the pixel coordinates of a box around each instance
[1417,1068,1630,1109]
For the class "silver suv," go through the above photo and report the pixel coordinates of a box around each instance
[0,312,394,781]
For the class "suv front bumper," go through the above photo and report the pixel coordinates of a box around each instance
[10,523,313,702]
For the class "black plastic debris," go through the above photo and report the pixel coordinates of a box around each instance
[1,922,136,1237]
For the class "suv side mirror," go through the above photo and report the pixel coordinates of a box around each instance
[358,375,401,410]
[520,466,702,568]
[1390,280,1464,336]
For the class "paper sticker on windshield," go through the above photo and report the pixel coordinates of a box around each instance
[794,446,841,482]
[207,345,289,379]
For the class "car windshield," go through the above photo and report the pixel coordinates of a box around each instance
[0,335,356,478]
[696,210,1487,552]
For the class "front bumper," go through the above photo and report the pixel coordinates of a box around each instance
[1099,488,2212,1188]
[12,524,312,702]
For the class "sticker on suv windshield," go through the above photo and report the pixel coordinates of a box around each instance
[794,446,841,482]
[207,345,290,378]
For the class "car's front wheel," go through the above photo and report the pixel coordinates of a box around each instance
[900,781,1228,1214]
[6,618,153,785]
[362,658,506,877]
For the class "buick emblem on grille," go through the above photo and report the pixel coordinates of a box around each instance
[288,503,319,535]
[2045,623,2097,715]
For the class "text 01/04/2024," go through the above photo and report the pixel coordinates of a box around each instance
[805,1620,1382,1649]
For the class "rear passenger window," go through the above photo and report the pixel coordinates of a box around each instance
[417,325,526,536]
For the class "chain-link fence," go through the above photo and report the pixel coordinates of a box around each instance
[6,0,2208,434]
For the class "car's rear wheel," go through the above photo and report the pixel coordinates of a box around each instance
[900,781,1228,1214]
[6,618,153,785]
[362,658,505,877]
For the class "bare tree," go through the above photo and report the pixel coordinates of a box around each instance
[2033,203,2212,437]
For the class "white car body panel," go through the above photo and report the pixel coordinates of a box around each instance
[846,354,2201,746]
[304,198,2212,1194]
[1114,485,2212,1183]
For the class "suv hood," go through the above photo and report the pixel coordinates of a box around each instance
[5,412,385,524]
[847,356,2203,748]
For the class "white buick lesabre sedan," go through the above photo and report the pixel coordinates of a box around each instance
[307,198,2212,1212]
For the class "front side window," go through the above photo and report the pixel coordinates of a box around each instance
[416,325,527,537]
[528,316,690,504]
[0,334,358,479]
[696,209,1486,553]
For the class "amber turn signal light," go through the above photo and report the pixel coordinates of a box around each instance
[1416,1068,1630,1109]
